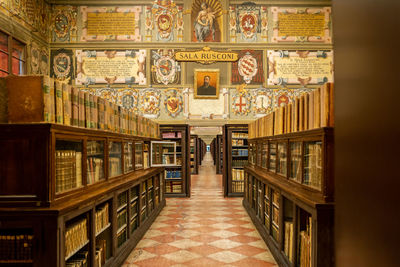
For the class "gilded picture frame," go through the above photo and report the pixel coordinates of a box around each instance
[194,69,220,99]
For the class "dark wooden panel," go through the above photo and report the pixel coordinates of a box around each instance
[334,0,400,266]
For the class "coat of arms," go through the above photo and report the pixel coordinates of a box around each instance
[164,89,183,118]
[151,49,181,85]
[152,0,179,41]
[231,84,251,116]
[252,89,273,116]
[239,12,258,40]
[52,6,77,42]
[273,89,295,108]
[51,49,74,81]
[238,52,258,84]
[140,89,161,118]
[118,89,139,112]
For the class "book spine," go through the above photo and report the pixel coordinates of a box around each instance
[98,97,105,130]
[55,81,64,124]
[78,90,85,128]
[93,95,98,129]
[62,83,71,126]
[314,87,321,129]
[42,76,52,122]
[89,94,95,129]
[71,87,79,126]
[84,92,91,129]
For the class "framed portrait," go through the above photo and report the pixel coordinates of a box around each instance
[194,69,220,99]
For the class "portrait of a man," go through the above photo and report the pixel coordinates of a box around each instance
[194,69,220,99]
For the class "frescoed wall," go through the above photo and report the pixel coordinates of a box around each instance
[0,0,333,125]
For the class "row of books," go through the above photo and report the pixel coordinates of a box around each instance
[56,150,82,194]
[117,227,127,248]
[232,159,248,168]
[65,218,88,260]
[232,149,248,156]
[147,177,153,188]
[249,83,334,138]
[0,75,160,138]
[0,234,33,261]
[232,180,244,193]
[165,170,182,179]
[232,139,246,146]
[166,181,182,193]
[232,169,245,180]
[95,204,110,235]
[87,157,104,184]
[162,132,182,139]
[284,221,294,262]
[162,155,174,165]
[232,132,248,138]
[299,217,313,267]
[96,239,107,267]
[66,250,88,267]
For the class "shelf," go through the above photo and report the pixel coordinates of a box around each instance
[232,155,248,157]
[131,213,138,220]
[0,260,33,264]
[96,222,111,237]
[130,196,139,203]
[165,165,182,168]
[141,205,147,211]
[65,239,89,261]
[87,153,104,157]
[165,178,182,181]
[116,203,127,213]
[232,166,245,169]
[116,224,127,235]
[232,145,248,148]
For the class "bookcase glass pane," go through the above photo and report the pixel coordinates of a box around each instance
[55,140,83,194]
[283,197,294,263]
[109,142,122,177]
[257,142,262,167]
[117,191,128,248]
[249,143,256,166]
[87,140,105,185]
[268,143,277,172]
[277,143,287,176]
[143,143,149,169]
[124,142,134,173]
[261,142,268,169]
[135,142,143,169]
[303,141,322,190]
[289,142,302,182]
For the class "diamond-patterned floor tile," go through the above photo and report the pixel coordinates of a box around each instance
[122,153,277,267]
[207,251,247,263]
[209,239,242,249]
[162,250,201,263]
[134,256,178,267]
[233,257,277,267]
[169,239,203,249]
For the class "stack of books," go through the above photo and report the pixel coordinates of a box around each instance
[0,234,33,262]
[0,75,160,138]
[65,218,88,260]
[95,204,109,235]
[249,83,334,138]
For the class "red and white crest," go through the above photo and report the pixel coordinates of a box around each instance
[238,53,258,84]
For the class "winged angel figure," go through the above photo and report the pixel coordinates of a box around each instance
[192,0,222,42]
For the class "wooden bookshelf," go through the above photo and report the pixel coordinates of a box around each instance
[243,127,334,267]
[160,124,190,197]
[223,124,248,197]
[190,135,198,175]
[0,123,166,267]
[216,134,223,174]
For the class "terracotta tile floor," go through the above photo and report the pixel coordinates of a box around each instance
[122,153,277,267]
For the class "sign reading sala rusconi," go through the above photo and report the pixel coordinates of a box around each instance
[174,47,238,65]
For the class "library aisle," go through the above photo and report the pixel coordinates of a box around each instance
[122,152,277,267]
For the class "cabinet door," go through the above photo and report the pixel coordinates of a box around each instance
[150,141,177,167]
